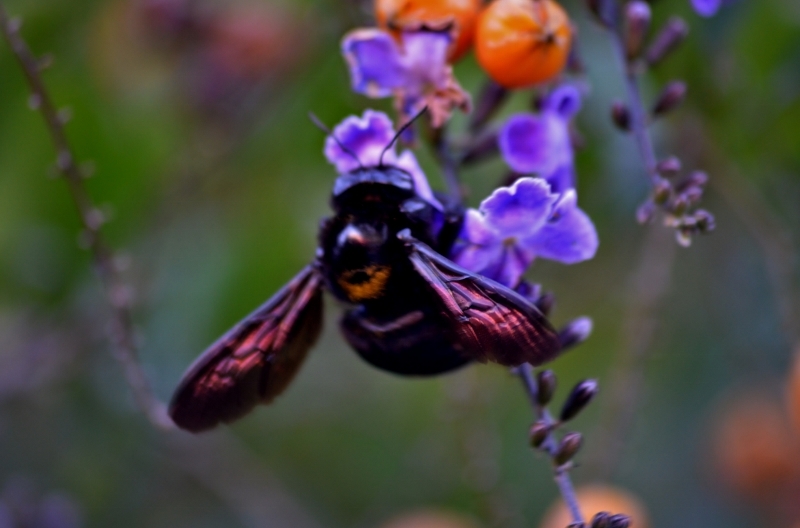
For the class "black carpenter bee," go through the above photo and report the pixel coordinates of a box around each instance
[169,116,562,432]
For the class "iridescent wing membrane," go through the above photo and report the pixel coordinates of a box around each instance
[169,266,324,432]
[399,231,561,367]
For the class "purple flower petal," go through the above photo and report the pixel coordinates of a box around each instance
[521,190,599,264]
[481,178,557,238]
[392,149,439,207]
[323,110,395,173]
[498,114,553,174]
[342,28,407,97]
[397,31,451,96]
[543,84,582,118]
[544,164,576,195]
[691,0,722,17]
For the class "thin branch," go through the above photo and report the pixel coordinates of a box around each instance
[516,364,585,526]
[0,4,173,430]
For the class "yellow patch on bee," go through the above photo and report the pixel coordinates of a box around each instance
[338,265,391,302]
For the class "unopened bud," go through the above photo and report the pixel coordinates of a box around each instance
[694,209,716,232]
[636,200,655,224]
[28,93,42,110]
[672,195,689,216]
[625,1,652,60]
[653,179,672,205]
[653,81,687,116]
[682,186,703,205]
[591,512,612,528]
[645,17,689,67]
[529,421,550,448]
[608,514,632,528]
[535,292,555,318]
[560,379,599,422]
[536,370,557,406]
[558,317,593,350]
[554,432,583,465]
[681,170,709,190]
[611,101,631,131]
[656,156,682,177]
[586,0,615,26]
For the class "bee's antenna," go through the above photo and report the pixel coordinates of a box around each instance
[308,112,364,169]
[378,106,428,168]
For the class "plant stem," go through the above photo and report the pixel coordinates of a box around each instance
[0,4,173,430]
[517,363,585,525]
[608,6,659,183]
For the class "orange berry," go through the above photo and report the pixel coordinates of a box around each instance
[375,0,481,62]
[539,485,650,528]
[475,0,572,89]
[379,510,479,528]
[713,392,799,501]
[786,350,800,437]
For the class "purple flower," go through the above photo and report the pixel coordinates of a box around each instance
[342,28,471,128]
[691,0,723,16]
[451,178,598,288]
[498,85,581,194]
[323,109,440,208]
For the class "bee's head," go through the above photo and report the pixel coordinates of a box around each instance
[331,166,416,212]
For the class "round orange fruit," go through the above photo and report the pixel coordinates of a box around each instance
[539,485,650,528]
[475,0,572,89]
[375,0,481,62]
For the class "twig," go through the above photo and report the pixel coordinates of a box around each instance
[0,4,173,430]
[587,224,676,478]
[431,125,465,207]
[516,364,585,526]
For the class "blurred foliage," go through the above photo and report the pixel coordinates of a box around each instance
[0,0,799,527]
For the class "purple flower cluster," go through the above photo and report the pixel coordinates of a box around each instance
[342,28,471,128]
[451,178,598,288]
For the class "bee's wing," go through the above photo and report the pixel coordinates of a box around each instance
[400,232,561,367]
[169,265,324,432]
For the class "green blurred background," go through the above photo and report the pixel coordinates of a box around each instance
[1,0,799,526]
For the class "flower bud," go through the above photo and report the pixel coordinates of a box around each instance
[671,195,689,217]
[585,0,613,26]
[611,101,631,131]
[656,156,681,177]
[536,370,557,406]
[560,380,599,422]
[535,292,556,318]
[645,17,689,67]
[652,81,687,116]
[636,201,655,224]
[624,1,651,60]
[608,514,631,528]
[653,179,672,205]
[590,512,612,528]
[682,186,703,205]
[694,209,716,232]
[679,170,709,190]
[558,317,593,350]
[554,432,583,465]
[529,420,551,448]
